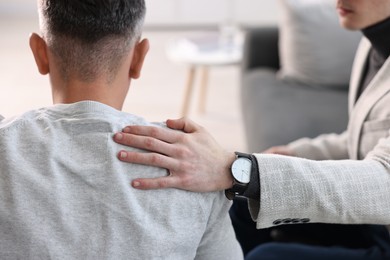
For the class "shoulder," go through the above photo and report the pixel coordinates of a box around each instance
[0,110,40,132]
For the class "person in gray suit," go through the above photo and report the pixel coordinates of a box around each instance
[114,0,390,259]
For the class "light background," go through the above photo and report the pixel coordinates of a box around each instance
[0,1,280,153]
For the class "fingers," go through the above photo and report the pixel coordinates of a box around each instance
[117,150,179,170]
[131,176,178,190]
[123,125,180,144]
[114,131,177,155]
[114,119,203,148]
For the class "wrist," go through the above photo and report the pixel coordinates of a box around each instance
[225,152,258,200]
[223,151,236,190]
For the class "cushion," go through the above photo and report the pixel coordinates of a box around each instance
[242,69,349,152]
[277,0,362,88]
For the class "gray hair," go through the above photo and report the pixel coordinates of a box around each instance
[38,0,146,83]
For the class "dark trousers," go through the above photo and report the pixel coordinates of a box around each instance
[230,198,390,259]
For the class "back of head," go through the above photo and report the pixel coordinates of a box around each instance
[38,0,146,82]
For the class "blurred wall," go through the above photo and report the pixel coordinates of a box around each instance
[145,0,278,27]
[0,1,36,17]
[0,0,278,27]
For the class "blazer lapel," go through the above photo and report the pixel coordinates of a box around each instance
[348,38,371,113]
[348,48,390,159]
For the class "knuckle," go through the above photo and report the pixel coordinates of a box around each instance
[176,149,187,158]
[143,137,155,149]
[149,153,162,165]
[149,127,160,138]
[156,178,169,189]
[176,132,187,143]
[178,161,192,174]
[179,174,194,189]
[175,147,189,158]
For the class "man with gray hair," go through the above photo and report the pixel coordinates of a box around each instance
[0,1,242,259]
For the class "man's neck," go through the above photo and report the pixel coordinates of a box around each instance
[51,78,130,111]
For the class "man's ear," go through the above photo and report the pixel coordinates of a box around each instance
[129,38,149,79]
[29,33,50,75]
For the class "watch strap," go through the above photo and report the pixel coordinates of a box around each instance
[225,152,256,200]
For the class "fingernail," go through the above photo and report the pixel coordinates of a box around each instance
[123,127,131,133]
[133,181,140,187]
[115,133,123,140]
[119,151,128,159]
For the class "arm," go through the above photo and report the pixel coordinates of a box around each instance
[286,131,349,160]
[250,145,390,229]
[263,131,349,160]
[113,118,348,191]
[114,118,390,228]
[195,193,243,260]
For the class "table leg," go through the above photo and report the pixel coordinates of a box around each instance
[198,66,209,114]
[181,66,196,117]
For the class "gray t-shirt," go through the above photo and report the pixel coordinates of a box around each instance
[0,101,243,260]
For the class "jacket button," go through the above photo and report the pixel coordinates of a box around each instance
[291,218,300,223]
[273,219,283,225]
[301,218,310,223]
[282,218,292,224]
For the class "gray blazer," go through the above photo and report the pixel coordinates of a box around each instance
[249,38,390,230]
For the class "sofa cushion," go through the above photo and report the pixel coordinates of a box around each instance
[241,68,348,152]
[277,0,362,88]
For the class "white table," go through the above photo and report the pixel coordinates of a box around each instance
[166,32,243,116]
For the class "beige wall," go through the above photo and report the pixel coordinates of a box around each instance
[0,0,279,27]
[0,0,37,16]
[146,0,279,27]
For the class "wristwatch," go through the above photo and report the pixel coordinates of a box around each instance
[225,152,253,200]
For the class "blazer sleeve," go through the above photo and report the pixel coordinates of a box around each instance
[286,130,349,160]
[248,136,390,229]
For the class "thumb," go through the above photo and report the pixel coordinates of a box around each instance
[166,118,199,133]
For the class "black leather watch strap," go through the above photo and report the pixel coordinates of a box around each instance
[242,154,260,201]
[225,152,258,200]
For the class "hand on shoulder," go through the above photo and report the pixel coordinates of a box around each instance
[114,117,235,192]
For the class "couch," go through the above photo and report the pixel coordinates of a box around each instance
[240,27,350,153]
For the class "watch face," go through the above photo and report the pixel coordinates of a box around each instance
[231,157,252,184]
